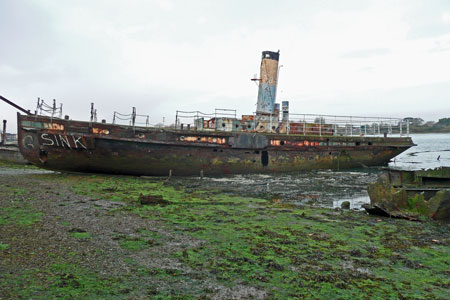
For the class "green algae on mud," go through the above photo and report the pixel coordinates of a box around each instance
[69,174,450,298]
[0,159,38,169]
[1,171,450,299]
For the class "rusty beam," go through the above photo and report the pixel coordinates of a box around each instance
[0,95,32,115]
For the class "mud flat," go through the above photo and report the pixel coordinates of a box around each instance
[1,162,449,299]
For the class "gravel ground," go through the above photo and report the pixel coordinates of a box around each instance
[1,166,449,299]
[0,170,267,299]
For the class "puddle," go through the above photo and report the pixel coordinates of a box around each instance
[0,168,54,176]
[332,196,370,210]
[174,169,380,210]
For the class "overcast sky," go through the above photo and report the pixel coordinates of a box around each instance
[1,0,450,132]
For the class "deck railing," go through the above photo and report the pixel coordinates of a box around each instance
[36,98,63,119]
[32,101,409,137]
[174,110,409,137]
[286,113,408,137]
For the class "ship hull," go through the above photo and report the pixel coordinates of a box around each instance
[17,114,414,176]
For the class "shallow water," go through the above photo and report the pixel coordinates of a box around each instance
[389,133,450,170]
[179,169,377,210]
[182,133,449,209]
[0,168,54,176]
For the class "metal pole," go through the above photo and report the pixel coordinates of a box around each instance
[52,99,56,119]
[319,116,322,136]
[350,116,353,136]
[270,113,272,133]
[303,115,306,136]
[0,95,32,115]
[90,103,94,123]
[36,97,40,115]
[1,120,6,145]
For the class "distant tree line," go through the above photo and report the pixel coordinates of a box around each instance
[403,117,450,133]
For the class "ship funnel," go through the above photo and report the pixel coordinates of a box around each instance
[256,50,280,115]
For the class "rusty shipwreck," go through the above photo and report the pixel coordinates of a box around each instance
[3,50,414,176]
[364,167,450,220]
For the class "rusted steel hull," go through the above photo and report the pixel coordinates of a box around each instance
[365,168,450,220]
[17,114,414,176]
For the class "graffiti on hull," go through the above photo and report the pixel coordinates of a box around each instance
[39,133,88,150]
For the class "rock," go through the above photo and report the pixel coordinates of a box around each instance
[138,193,169,205]
[341,201,350,209]
[429,190,450,220]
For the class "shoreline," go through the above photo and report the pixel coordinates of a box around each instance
[1,164,449,299]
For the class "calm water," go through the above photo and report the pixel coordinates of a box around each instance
[186,133,450,209]
[389,133,450,170]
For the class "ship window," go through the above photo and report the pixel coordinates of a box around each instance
[272,126,275,130]
[213,149,218,152]
[280,141,285,145]
[222,123,226,127]
[197,137,201,141]
[368,142,373,146]
[260,125,264,129]
[254,150,260,154]
[247,125,251,129]
[356,142,360,146]
[235,124,239,128]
